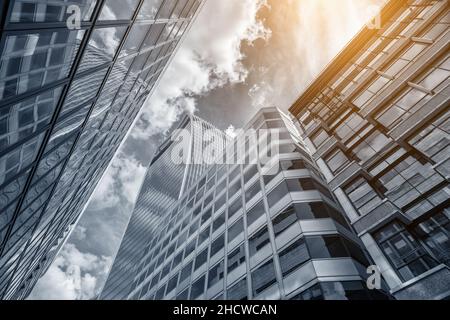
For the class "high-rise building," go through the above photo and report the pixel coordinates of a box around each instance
[0,0,205,299]
[102,107,390,300]
[289,0,449,300]
[100,114,229,300]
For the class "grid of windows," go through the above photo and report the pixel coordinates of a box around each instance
[289,0,450,299]
[116,108,385,301]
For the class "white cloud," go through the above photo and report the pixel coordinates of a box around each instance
[89,152,146,210]
[132,0,271,139]
[72,226,87,241]
[28,244,112,300]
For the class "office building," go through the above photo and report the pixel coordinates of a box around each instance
[0,0,204,299]
[100,114,229,299]
[102,107,389,300]
[289,0,449,299]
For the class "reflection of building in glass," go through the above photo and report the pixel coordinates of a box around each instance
[289,0,450,300]
[0,0,204,299]
[102,107,390,300]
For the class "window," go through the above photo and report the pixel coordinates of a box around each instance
[190,275,205,299]
[280,159,306,171]
[272,205,302,237]
[166,273,178,294]
[215,192,226,212]
[201,207,212,225]
[415,210,450,263]
[194,248,208,270]
[267,182,289,208]
[245,181,261,203]
[228,197,242,219]
[198,227,210,246]
[344,177,382,216]
[176,288,189,300]
[9,0,96,23]
[172,252,183,269]
[227,277,248,300]
[184,239,196,258]
[210,234,224,257]
[247,201,266,227]
[208,260,225,288]
[306,235,348,259]
[321,281,372,300]
[249,226,271,256]
[251,260,277,296]
[290,284,323,300]
[375,221,438,282]
[227,244,245,273]
[179,261,192,283]
[99,0,139,20]
[279,238,309,276]
[325,148,350,173]
[228,218,243,243]
[311,129,329,147]
[244,165,258,184]
[0,29,85,99]
[138,0,164,20]
[212,212,225,233]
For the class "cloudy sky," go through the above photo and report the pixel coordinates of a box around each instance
[29,0,384,300]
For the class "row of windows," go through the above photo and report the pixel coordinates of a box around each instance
[136,233,369,300]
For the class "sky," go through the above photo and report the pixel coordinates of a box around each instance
[29,0,384,300]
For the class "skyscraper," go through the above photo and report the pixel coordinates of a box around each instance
[289,0,449,299]
[0,0,205,299]
[100,114,229,299]
[102,107,389,300]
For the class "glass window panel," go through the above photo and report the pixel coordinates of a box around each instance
[190,275,205,299]
[208,259,224,288]
[227,277,247,300]
[99,0,140,20]
[9,0,97,23]
[138,0,164,20]
[247,201,265,227]
[228,218,243,243]
[0,29,85,99]
[279,238,309,276]
[251,259,277,296]
[77,26,128,74]
[249,226,271,256]
[0,87,62,153]
[227,244,245,273]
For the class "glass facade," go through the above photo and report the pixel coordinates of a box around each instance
[101,107,390,300]
[0,0,205,299]
[289,0,450,300]
[99,115,229,299]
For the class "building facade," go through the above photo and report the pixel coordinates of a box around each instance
[289,0,450,300]
[0,0,204,299]
[102,107,390,300]
[100,114,229,300]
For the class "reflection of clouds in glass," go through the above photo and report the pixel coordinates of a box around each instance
[90,27,127,58]
[99,0,140,21]
[138,0,164,20]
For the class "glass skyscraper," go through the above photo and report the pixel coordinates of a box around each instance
[102,107,389,300]
[0,0,204,299]
[289,0,449,300]
[100,114,229,299]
